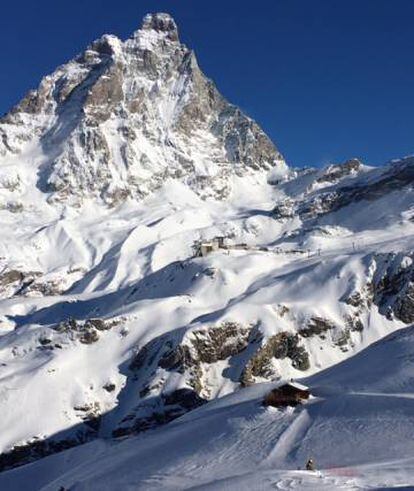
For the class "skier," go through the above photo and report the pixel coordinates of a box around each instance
[306,457,316,471]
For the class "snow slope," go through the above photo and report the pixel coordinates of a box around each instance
[3,326,414,490]
[1,154,414,481]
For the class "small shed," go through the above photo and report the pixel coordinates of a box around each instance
[263,382,310,408]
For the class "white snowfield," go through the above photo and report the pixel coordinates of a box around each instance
[3,326,414,490]
[1,156,414,489]
[0,11,414,491]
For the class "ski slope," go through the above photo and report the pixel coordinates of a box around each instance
[2,326,414,490]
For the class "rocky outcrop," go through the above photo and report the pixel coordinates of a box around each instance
[299,316,357,352]
[157,322,252,394]
[315,158,362,185]
[241,332,310,386]
[160,322,252,366]
[121,322,265,436]
[372,253,414,323]
[274,157,414,224]
[305,158,414,219]
[141,12,179,41]
[128,323,311,430]
[339,252,414,327]
[79,328,100,345]
[54,317,119,344]
[344,314,364,333]
[0,267,87,299]
[0,437,80,473]
[299,317,336,339]
[0,269,41,298]
[73,402,102,431]
[113,388,207,438]
[271,198,296,219]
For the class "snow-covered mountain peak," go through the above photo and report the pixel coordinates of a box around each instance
[88,34,123,58]
[128,13,182,53]
[0,12,285,208]
[140,12,180,41]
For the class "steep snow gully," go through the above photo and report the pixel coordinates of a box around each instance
[0,11,414,490]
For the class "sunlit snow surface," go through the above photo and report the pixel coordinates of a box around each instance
[3,327,414,490]
[1,157,414,488]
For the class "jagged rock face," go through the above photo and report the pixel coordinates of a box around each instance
[160,322,252,367]
[339,252,414,328]
[371,253,414,323]
[315,158,362,186]
[0,267,88,299]
[303,158,414,219]
[0,13,284,205]
[241,332,310,386]
[121,321,311,437]
[117,322,310,437]
[131,321,253,400]
[271,157,414,227]
[271,197,296,219]
[0,438,81,473]
[299,317,336,338]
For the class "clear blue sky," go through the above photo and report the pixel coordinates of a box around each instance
[1,0,413,167]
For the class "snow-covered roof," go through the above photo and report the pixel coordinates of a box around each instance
[280,381,309,391]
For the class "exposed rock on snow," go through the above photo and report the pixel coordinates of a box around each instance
[314,158,362,186]
[298,316,336,338]
[241,332,310,386]
[372,252,414,323]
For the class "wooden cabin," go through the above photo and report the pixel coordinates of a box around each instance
[263,382,310,408]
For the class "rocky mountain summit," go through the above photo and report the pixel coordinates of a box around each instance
[0,12,284,207]
[1,12,414,486]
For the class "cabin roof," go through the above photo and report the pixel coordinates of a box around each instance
[279,381,309,391]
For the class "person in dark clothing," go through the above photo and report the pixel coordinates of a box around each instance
[306,457,316,471]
